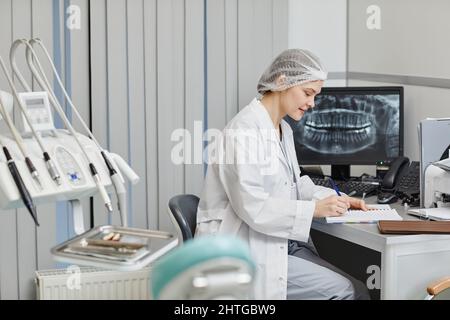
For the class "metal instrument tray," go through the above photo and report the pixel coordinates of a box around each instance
[51,225,178,271]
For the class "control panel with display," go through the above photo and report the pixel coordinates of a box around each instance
[18,91,55,133]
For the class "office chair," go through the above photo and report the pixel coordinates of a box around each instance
[168,194,199,243]
[151,236,256,299]
[425,276,450,300]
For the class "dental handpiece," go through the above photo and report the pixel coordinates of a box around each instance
[23,41,113,213]
[0,137,39,226]
[6,42,62,185]
[100,152,128,226]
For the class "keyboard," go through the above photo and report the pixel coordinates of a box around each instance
[310,176,380,198]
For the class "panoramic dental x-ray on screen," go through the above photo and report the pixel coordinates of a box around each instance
[286,88,401,165]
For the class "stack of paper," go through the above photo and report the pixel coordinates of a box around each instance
[433,158,450,172]
[407,207,450,221]
[325,205,403,224]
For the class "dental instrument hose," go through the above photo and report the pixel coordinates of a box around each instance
[29,40,119,168]
[22,41,113,213]
[0,57,43,190]
[6,41,62,185]
[0,123,39,226]
[28,39,128,224]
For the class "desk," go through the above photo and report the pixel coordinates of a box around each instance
[311,197,450,299]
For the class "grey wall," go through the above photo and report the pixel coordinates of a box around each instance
[349,0,450,79]
[0,0,289,299]
[288,0,347,87]
[348,0,450,161]
[207,0,288,130]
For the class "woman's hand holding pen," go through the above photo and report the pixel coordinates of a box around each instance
[313,195,351,218]
[314,177,369,217]
[342,195,369,211]
[313,195,369,217]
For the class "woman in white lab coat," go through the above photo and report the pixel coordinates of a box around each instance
[195,49,370,300]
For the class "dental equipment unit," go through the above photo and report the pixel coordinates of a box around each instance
[0,38,177,271]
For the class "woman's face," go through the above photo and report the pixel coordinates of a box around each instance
[281,80,324,121]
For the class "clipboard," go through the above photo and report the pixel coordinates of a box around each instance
[378,220,450,234]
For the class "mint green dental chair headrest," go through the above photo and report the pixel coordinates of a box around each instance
[151,236,256,300]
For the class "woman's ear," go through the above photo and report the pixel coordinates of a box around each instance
[276,74,286,87]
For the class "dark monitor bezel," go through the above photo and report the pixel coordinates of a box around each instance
[294,86,404,166]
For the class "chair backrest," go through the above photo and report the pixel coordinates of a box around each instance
[168,194,199,243]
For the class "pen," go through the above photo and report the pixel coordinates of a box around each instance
[327,177,341,196]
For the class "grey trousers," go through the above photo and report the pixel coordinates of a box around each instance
[287,239,370,300]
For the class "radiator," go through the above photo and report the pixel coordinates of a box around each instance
[35,266,152,300]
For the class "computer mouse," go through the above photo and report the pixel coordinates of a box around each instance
[377,192,398,204]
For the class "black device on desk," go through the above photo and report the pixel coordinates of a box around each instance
[377,156,420,205]
[376,160,391,180]
[310,176,379,198]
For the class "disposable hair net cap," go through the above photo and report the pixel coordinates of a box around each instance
[257,49,327,95]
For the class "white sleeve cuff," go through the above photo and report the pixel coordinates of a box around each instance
[313,186,340,200]
[290,200,315,242]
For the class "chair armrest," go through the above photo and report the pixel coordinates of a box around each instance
[427,277,450,296]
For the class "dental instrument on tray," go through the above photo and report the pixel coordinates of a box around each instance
[13,40,114,214]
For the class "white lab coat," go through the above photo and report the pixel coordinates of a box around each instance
[195,98,335,299]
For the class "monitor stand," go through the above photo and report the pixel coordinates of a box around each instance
[331,164,350,181]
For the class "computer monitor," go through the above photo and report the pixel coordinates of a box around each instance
[285,86,404,179]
